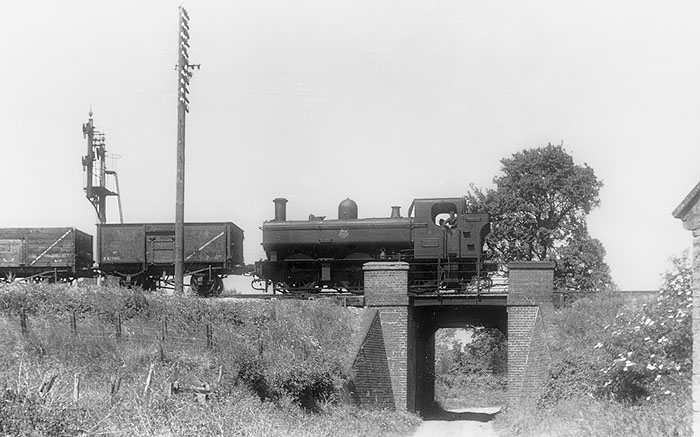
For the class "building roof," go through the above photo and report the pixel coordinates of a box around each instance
[672,180,700,220]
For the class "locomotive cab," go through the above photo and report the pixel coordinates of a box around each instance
[409,198,489,260]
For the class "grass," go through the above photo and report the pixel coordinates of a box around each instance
[0,282,421,436]
[493,393,690,437]
[435,374,506,410]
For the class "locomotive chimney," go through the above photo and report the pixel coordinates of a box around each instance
[390,206,401,218]
[273,198,288,221]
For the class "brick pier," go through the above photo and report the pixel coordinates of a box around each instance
[348,260,554,413]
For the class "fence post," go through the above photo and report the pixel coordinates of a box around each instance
[144,363,154,398]
[71,310,77,336]
[115,314,122,341]
[110,375,122,400]
[20,310,27,336]
[73,372,80,402]
[206,323,213,349]
[17,361,23,392]
[161,319,168,342]
[159,319,167,361]
[39,374,58,397]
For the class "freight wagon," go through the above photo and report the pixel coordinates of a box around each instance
[0,227,93,282]
[96,222,244,295]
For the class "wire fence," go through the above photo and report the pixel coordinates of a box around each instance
[5,310,226,351]
[1,311,236,403]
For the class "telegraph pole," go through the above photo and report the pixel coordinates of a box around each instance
[175,6,199,294]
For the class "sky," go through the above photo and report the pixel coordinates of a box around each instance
[1,1,698,291]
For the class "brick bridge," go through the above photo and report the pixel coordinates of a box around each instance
[347,261,554,413]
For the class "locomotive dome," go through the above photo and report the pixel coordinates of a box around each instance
[338,198,358,219]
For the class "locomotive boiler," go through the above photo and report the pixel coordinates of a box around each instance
[254,197,493,294]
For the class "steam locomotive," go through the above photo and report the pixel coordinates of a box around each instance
[254,197,493,294]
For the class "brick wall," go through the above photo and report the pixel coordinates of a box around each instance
[363,262,409,307]
[347,309,395,408]
[507,262,554,410]
[693,230,699,434]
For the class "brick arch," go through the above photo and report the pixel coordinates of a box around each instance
[349,261,554,414]
[412,305,508,413]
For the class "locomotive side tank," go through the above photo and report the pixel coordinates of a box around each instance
[255,197,491,293]
[97,222,244,295]
[0,227,93,282]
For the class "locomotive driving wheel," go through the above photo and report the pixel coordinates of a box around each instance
[283,269,318,292]
[339,269,364,294]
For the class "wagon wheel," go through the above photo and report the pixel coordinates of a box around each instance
[142,276,158,291]
[190,273,224,297]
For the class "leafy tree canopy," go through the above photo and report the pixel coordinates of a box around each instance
[467,143,614,291]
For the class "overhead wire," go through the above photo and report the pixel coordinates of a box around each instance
[104,69,177,136]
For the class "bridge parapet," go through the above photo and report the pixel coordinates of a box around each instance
[363,262,409,306]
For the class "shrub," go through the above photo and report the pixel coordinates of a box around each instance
[542,250,692,407]
[233,300,354,410]
[595,251,691,403]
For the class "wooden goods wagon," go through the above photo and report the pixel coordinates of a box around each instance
[96,222,244,295]
[0,227,93,281]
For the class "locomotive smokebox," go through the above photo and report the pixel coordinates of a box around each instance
[338,198,358,220]
[391,206,401,218]
[273,198,288,221]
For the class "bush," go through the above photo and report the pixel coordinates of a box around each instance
[541,250,692,407]
[232,300,354,410]
[595,251,691,403]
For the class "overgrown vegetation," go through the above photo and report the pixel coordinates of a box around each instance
[434,327,507,409]
[0,282,420,436]
[496,250,692,436]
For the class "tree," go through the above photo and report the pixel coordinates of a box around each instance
[467,144,614,291]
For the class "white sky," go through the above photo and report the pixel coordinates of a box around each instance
[1,1,698,290]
